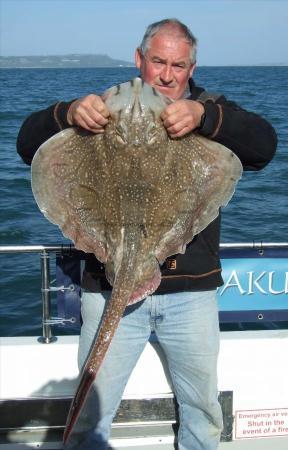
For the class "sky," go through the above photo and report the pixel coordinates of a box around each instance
[0,0,287,66]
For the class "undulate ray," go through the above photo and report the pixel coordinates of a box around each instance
[31,77,242,443]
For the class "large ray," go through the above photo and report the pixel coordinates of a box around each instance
[31,78,242,443]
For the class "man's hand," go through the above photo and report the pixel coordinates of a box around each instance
[160,99,205,138]
[67,94,110,133]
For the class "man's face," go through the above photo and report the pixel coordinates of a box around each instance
[135,32,195,100]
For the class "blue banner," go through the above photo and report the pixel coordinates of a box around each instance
[217,248,288,322]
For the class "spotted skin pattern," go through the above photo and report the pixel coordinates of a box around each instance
[31,78,242,444]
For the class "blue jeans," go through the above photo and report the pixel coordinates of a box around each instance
[66,290,223,450]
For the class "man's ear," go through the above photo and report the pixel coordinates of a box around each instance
[189,63,196,78]
[135,48,142,69]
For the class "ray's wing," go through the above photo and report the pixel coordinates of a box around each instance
[31,128,108,261]
[184,134,243,234]
[156,134,242,262]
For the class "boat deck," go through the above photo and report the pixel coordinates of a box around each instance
[1,331,288,449]
[1,429,288,449]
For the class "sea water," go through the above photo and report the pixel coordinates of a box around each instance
[0,66,287,336]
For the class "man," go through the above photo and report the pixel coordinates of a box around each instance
[17,19,277,450]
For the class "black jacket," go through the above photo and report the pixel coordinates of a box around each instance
[16,79,277,293]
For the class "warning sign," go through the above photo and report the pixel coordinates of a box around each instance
[235,408,288,439]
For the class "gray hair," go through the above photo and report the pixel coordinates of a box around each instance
[139,18,197,64]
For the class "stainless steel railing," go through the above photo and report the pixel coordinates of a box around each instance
[1,243,288,343]
[0,244,76,343]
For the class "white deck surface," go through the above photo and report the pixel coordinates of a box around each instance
[1,329,288,448]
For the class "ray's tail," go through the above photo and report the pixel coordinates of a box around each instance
[63,240,138,445]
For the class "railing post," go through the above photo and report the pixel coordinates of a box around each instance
[38,249,57,343]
